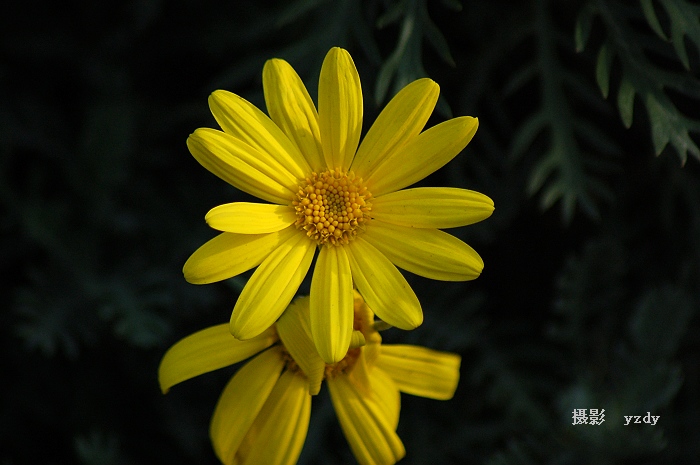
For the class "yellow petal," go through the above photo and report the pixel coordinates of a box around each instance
[206,203,297,234]
[346,237,423,330]
[346,345,372,398]
[231,232,315,340]
[377,345,461,400]
[158,325,278,394]
[352,292,382,366]
[183,227,295,285]
[310,246,354,364]
[371,187,494,229]
[363,220,484,281]
[236,371,311,465]
[366,116,479,196]
[351,78,439,178]
[276,296,326,395]
[370,367,401,430]
[210,346,285,465]
[187,128,296,205]
[327,374,405,465]
[318,47,362,171]
[263,58,325,171]
[209,90,311,179]
[349,330,366,349]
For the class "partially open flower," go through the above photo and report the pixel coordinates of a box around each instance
[158,293,461,465]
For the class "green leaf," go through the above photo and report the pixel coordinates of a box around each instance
[640,0,669,40]
[539,181,564,209]
[510,112,547,160]
[617,77,636,128]
[642,0,700,70]
[663,0,700,69]
[527,155,558,195]
[374,0,456,110]
[645,93,700,162]
[375,48,403,105]
[574,4,596,52]
[377,0,406,29]
[503,63,538,97]
[595,43,614,98]
[375,2,415,104]
[424,14,456,66]
[647,95,673,155]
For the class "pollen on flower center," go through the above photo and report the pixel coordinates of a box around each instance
[324,348,361,378]
[279,342,361,379]
[293,169,372,246]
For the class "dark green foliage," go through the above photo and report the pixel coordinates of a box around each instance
[74,431,124,465]
[2,0,699,464]
[509,0,619,223]
[579,0,700,164]
[375,0,459,115]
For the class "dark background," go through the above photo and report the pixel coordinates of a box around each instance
[2,0,700,463]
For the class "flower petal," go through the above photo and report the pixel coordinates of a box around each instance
[263,58,325,171]
[209,90,310,179]
[352,292,382,366]
[236,370,311,465]
[158,325,278,394]
[328,373,405,465]
[346,237,423,330]
[363,220,484,281]
[183,227,296,285]
[276,296,326,395]
[187,128,296,205]
[370,367,401,430]
[351,78,439,178]
[231,231,315,340]
[377,345,461,400]
[210,346,285,465]
[366,116,479,196]
[318,47,363,172]
[206,203,297,234]
[372,187,494,229]
[310,245,354,364]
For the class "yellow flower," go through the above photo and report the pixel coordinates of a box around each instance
[158,293,462,465]
[184,46,493,363]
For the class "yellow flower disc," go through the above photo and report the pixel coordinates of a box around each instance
[293,169,372,246]
[324,347,361,379]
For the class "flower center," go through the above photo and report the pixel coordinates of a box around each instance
[323,302,369,378]
[324,348,361,379]
[293,169,372,246]
[280,344,361,380]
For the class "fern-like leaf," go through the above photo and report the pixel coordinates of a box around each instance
[585,0,700,163]
[375,0,458,111]
[641,0,700,69]
[510,0,617,222]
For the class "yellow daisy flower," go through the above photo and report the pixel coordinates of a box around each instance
[184,46,493,363]
[158,293,462,465]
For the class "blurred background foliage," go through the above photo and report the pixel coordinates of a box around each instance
[2,0,699,463]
